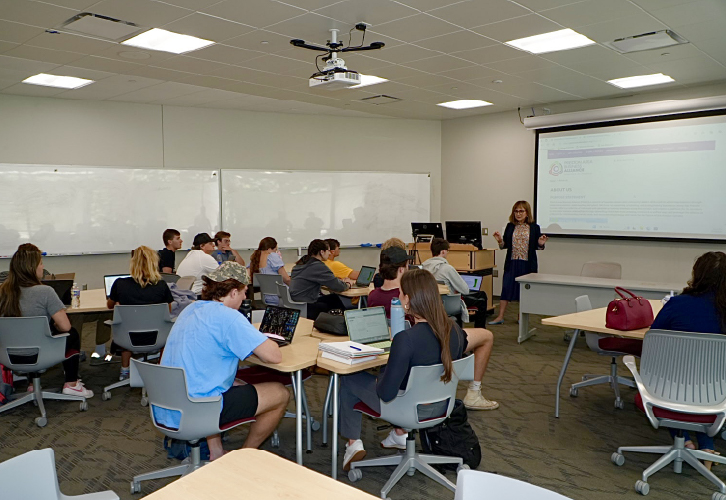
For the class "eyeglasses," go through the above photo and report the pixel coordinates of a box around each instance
[514,209,526,214]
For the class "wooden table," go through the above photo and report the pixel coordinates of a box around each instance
[66,288,108,314]
[542,300,662,417]
[143,448,378,499]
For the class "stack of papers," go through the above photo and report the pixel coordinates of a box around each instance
[319,341,384,365]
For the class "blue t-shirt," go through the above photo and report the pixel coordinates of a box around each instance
[651,293,723,334]
[260,252,285,306]
[153,300,268,428]
[212,249,235,264]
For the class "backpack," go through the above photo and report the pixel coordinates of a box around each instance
[163,437,210,461]
[313,311,348,336]
[420,399,482,471]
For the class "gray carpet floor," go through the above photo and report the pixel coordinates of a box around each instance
[0,302,716,499]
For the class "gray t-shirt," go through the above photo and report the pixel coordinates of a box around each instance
[19,285,65,321]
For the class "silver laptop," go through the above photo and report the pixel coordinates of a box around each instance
[104,274,131,298]
[461,274,484,292]
[344,306,392,351]
[350,265,376,289]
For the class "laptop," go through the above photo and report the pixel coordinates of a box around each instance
[344,307,392,352]
[408,264,423,270]
[258,305,301,347]
[350,265,376,288]
[42,279,73,306]
[104,274,131,298]
[461,274,485,292]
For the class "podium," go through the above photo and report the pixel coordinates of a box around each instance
[407,243,495,311]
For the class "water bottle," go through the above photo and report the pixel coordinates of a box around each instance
[390,297,405,337]
[71,282,81,309]
[240,299,252,323]
[662,290,675,305]
[215,251,224,265]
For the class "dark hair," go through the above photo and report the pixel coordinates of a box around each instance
[682,251,726,333]
[400,269,455,383]
[192,233,213,250]
[162,228,180,246]
[379,255,407,281]
[430,238,450,257]
[201,276,246,301]
[250,237,278,280]
[325,238,340,251]
[296,239,329,265]
[0,243,43,317]
[508,200,534,224]
[214,231,231,244]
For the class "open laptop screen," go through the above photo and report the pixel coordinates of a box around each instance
[461,274,483,292]
[345,307,390,344]
[259,306,300,341]
[104,274,131,297]
[42,279,73,306]
[356,266,376,286]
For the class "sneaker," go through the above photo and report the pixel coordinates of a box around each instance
[380,429,407,450]
[463,390,499,411]
[62,381,94,399]
[119,369,130,381]
[343,439,367,471]
[90,353,120,366]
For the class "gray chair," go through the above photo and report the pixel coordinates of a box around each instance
[455,469,573,499]
[442,293,463,326]
[129,359,255,494]
[160,273,180,284]
[101,304,173,405]
[254,273,283,306]
[176,276,195,291]
[569,295,635,409]
[0,317,88,427]
[564,261,623,342]
[612,330,726,498]
[349,355,475,498]
[276,282,308,317]
[0,448,119,500]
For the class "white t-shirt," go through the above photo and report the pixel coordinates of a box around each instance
[176,249,219,295]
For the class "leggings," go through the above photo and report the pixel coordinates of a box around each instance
[54,327,81,383]
[306,293,346,321]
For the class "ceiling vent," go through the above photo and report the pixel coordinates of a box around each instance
[54,13,147,43]
[604,30,688,54]
[360,95,401,105]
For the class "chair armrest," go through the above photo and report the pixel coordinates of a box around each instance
[103,319,118,326]
[74,491,120,500]
[623,355,660,429]
[189,395,223,404]
[46,330,68,339]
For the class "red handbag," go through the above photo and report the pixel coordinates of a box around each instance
[605,287,654,331]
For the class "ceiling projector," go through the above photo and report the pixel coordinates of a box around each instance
[290,24,384,90]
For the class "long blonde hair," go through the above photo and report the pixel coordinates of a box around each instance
[382,238,406,251]
[131,246,161,288]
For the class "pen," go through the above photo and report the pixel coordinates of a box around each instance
[350,346,361,351]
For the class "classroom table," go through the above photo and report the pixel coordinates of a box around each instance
[65,288,109,314]
[515,273,680,343]
[542,299,663,417]
[142,448,378,500]
[333,283,450,308]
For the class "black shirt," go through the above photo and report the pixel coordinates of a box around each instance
[109,277,173,306]
[158,248,176,273]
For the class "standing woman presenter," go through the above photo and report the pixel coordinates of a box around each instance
[489,201,547,325]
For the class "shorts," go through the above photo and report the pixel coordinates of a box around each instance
[219,384,258,427]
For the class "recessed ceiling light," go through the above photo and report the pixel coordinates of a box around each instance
[348,75,388,88]
[22,73,94,89]
[121,28,214,54]
[505,28,595,54]
[437,100,493,110]
[492,79,503,84]
[607,73,675,89]
[260,41,269,45]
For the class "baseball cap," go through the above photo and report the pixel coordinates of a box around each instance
[381,247,414,265]
[193,233,214,247]
[205,261,249,285]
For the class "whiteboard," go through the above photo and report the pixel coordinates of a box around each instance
[0,165,220,256]
[221,170,430,248]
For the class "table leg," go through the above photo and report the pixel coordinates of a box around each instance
[321,376,333,447]
[555,329,580,418]
[295,369,303,465]
[518,311,535,343]
[331,372,339,479]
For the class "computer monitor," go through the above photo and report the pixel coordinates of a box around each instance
[445,221,482,249]
[411,222,444,241]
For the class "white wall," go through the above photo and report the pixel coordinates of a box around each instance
[0,95,441,288]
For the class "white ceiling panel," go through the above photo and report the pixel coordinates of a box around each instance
[55,74,165,100]
[260,13,349,43]
[1,82,68,97]
[88,0,192,28]
[648,0,726,29]
[402,54,477,73]
[414,30,497,53]
[513,0,592,12]
[395,0,465,12]
[109,81,203,102]
[150,88,246,106]
[575,12,669,44]
[427,0,531,29]
[372,14,460,42]
[397,71,458,88]
[313,0,419,25]
[25,32,116,56]
[66,55,147,74]
[151,55,230,75]
[622,42,704,65]
[541,0,644,28]
[50,64,116,81]
[0,20,47,44]
[239,54,315,76]
[363,43,436,64]
[41,0,104,9]
[330,53,393,73]
[161,13,256,43]
[515,66,619,97]
[452,43,526,64]
[2,45,85,65]
[0,55,61,78]
[644,54,726,84]
[190,43,264,65]
[0,0,78,28]
[0,41,19,53]
[485,54,558,73]
[564,55,646,81]
[630,0,700,9]
[154,0,226,10]
[122,64,194,82]
[438,64,505,81]
[471,14,562,43]
[201,0,307,29]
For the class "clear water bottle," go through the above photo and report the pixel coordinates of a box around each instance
[215,251,224,265]
[71,282,81,309]
[390,297,405,337]
[240,299,252,323]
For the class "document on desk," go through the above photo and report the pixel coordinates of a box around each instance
[319,341,383,364]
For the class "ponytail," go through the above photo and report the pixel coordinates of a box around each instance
[250,237,278,280]
[296,239,329,265]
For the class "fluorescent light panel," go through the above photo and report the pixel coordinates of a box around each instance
[22,73,94,89]
[348,75,388,88]
[437,100,493,110]
[506,28,595,54]
[608,73,675,88]
[122,28,214,54]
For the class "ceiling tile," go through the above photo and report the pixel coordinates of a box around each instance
[575,12,669,44]
[190,43,263,64]
[2,44,84,65]
[201,0,306,29]
[644,53,726,84]
[471,14,563,43]
[150,88,246,106]
[1,82,68,97]
[622,42,705,66]
[151,55,230,75]
[372,14,460,43]
[161,12,256,43]
[39,0,102,9]
[88,0,192,28]
[260,12,349,43]
[49,64,116,81]
[55,74,165,100]
[0,55,61,80]
[0,40,19,53]
[673,17,722,46]
[313,0,419,25]
[123,64,193,82]
[179,74,268,93]
[66,55,147,74]
[541,0,644,28]
[330,53,392,73]
[394,0,468,12]
[538,43,619,65]
[484,54,558,73]
[239,54,314,76]
[513,0,592,12]
[0,0,78,28]
[224,30,292,53]
[438,64,504,81]
[467,72,529,89]
[210,64,277,82]
[109,81,203,102]
[397,71,457,88]
[630,0,700,9]
[364,43,436,64]
[689,36,726,67]
[25,31,116,55]
[382,86,456,104]
[425,80,484,96]
[649,0,726,29]
[284,0,348,10]
[427,0,531,29]
[154,0,225,10]
[452,43,525,64]
[514,66,615,97]
[402,54,477,73]
[0,20,46,44]
[563,54,645,80]
[500,81,578,101]
[373,64,433,80]
[414,30,497,53]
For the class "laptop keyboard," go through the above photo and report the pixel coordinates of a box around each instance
[368,340,391,350]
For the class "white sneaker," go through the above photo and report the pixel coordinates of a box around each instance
[463,390,499,410]
[380,429,407,450]
[343,439,366,471]
[62,381,94,399]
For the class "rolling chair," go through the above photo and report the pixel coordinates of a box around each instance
[442,293,464,326]
[612,330,726,498]
[129,359,255,494]
[564,261,622,342]
[455,469,573,500]
[348,355,475,498]
[175,276,195,291]
[101,304,173,405]
[160,273,180,284]
[276,283,308,318]
[253,273,283,306]
[0,317,89,427]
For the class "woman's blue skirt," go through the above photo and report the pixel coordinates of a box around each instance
[500,259,531,302]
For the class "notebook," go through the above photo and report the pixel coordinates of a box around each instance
[350,265,376,288]
[42,279,73,306]
[258,305,301,347]
[344,306,392,352]
[461,274,484,292]
[104,274,131,298]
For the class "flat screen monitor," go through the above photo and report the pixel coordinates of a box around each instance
[445,221,482,249]
[411,222,444,240]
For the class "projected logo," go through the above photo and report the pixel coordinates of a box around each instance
[549,162,563,176]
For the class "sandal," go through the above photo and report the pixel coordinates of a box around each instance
[701,449,721,471]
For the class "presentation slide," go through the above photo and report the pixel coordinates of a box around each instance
[536,113,726,241]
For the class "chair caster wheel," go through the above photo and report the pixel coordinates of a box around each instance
[712,492,726,500]
[130,482,141,494]
[35,416,47,427]
[563,333,571,342]
[270,434,280,448]
[611,453,625,466]
[569,387,578,397]
[311,420,321,432]
[101,391,111,401]
[79,401,88,412]
[615,399,624,410]
[348,469,362,482]
[635,480,650,495]
[457,464,470,473]
[140,396,148,407]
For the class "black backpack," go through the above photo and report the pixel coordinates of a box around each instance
[420,399,482,471]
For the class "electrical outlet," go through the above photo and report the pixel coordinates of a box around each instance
[493,270,499,278]
[482,228,488,236]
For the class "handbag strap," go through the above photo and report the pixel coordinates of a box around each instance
[614,286,644,305]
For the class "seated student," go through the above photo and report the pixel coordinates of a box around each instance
[106,246,174,381]
[290,239,351,320]
[158,228,182,274]
[155,262,289,460]
[176,233,219,297]
[367,247,413,318]
[0,243,93,398]
[423,238,489,329]
[249,237,290,306]
[373,238,407,289]
[324,238,359,280]
[213,231,246,266]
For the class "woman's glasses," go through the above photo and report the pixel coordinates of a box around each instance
[514,209,526,214]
